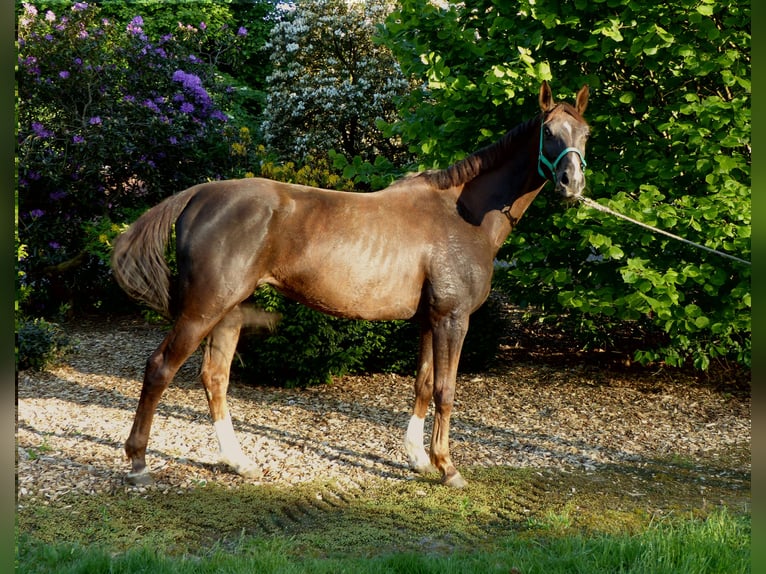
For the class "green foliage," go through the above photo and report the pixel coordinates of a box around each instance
[16,317,72,371]
[381,0,751,369]
[329,149,403,192]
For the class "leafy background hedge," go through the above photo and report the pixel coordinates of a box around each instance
[16,0,750,379]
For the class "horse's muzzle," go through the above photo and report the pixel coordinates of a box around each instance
[555,162,585,200]
[556,183,583,200]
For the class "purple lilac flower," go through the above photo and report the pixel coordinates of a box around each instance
[199,21,207,30]
[127,15,145,37]
[169,136,178,145]
[50,190,67,201]
[89,116,102,125]
[73,57,82,66]
[23,4,38,16]
[123,94,135,103]
[72,134,85,143]
[127,15,143,29]
[237,26,247,37]
[142,99,161,113]
[59,70,70,79]
[72,2,89,11]
[172,70,212,107]
[29,209,45,219]
[49,241,61,250]
[31,122,53,138]
[180,102,194,114]
[45,10,56,22]
[27,171,41,181]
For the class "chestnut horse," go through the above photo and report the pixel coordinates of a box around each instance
[111,81,590,488]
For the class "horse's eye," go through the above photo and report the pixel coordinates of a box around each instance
[544,126,552,137]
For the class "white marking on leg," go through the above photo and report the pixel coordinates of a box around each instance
[404,414,434,473]
[214,415,260,479]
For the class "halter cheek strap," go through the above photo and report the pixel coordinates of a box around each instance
[537,120,587,184]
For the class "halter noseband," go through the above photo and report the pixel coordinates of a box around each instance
[537,118,587,185]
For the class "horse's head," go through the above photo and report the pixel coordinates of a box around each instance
[537,81,590,199]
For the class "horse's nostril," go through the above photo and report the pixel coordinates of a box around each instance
[560,172,569,185]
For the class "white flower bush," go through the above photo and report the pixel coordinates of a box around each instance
[261,0,410,163]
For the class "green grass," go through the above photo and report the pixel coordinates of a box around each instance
[17,509,750,574]
[16,465,750,573]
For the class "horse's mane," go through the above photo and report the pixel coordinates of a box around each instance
[412,114,541,190]
[401,102,587,190]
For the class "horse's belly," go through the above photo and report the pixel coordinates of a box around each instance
[272,251,425,321]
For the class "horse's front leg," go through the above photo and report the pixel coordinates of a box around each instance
[430,313,469,488]
[404,327,436,474]
[201,306,261,480]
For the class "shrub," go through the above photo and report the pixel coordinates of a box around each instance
[16,2,248,314]
[235,287,402,387]
[16,318,72,371]
[260,0,411,164]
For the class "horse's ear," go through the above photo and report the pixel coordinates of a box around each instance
[575,84,589,115]
[539,81,554,112]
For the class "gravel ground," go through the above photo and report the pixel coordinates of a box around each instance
[17,316,750,501]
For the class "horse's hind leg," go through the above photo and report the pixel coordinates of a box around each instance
[404,327,437,474]
[125,320,209,485]
[202,304,280,480]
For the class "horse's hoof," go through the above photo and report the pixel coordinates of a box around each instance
[443,471,467,488]
[125,468,154,486]
[406,448,436,474]
[236,465,263,481]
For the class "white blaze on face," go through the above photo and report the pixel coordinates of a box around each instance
[562,119,573,139]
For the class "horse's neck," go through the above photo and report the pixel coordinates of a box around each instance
[457,154,545,252]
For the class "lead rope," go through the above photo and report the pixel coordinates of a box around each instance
[577,196,751,266]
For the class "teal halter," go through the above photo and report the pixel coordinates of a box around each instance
[537,119,587,184]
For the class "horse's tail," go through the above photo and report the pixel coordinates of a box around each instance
[111,186,200,318]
